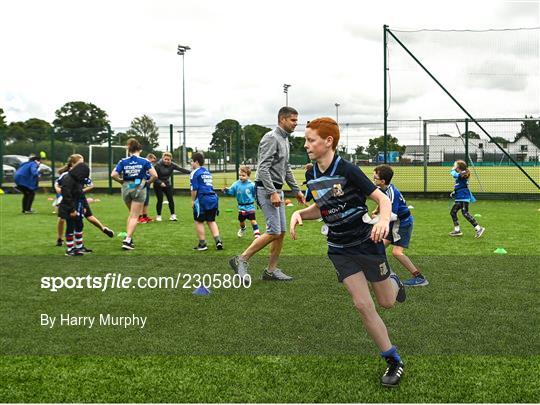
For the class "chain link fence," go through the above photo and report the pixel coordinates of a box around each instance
[1,118,538,198]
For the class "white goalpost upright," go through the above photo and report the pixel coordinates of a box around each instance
[89,145,128,179]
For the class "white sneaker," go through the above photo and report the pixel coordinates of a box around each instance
[262,268,293,281]
[237,227,246,237]
[170,214,177,221]
[156,215,162,222]
[475,226,485,238]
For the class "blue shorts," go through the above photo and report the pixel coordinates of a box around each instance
[386,222,413,248]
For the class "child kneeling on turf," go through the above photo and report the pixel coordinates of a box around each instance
[58,161,91,256]
[290,117,406,388]
[373,164,427,287]
[190,152,223,251]
[223,165,260,238]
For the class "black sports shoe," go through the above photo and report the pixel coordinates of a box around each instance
[102,227,114,238]
[65,248,83,256]
[216,241,223,250]
[381,358,404,388]
[79,246,93,253]
[56,239,63,247]
[122,239,135,250]
[193,244,208,251]
[390,274,406,303]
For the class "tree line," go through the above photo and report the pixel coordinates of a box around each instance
[1,102,538,165]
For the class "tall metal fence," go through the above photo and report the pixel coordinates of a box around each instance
[1,118,538,198]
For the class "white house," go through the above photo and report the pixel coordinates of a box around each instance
[404,135,540,163]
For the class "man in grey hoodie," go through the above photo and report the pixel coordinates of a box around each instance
[229,106,305,281]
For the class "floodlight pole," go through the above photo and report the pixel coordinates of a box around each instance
[283,84,291,106]
[335,103,340,125]
[178,44,190,168]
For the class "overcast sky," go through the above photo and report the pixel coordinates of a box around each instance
[1,0,539,136]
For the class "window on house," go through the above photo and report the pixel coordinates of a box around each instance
[521,145,528,152]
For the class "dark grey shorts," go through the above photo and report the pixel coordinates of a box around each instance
[122,182,147,204]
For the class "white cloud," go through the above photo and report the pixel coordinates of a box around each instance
[1,0,538,151]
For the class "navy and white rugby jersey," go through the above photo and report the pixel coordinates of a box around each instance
[55,172,93,188]
[115,156,153,181]
[306,155,377,248]
[381,184,413,226]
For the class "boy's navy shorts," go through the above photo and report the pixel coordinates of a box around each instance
[327,239,391,283]
[194,208,217,223]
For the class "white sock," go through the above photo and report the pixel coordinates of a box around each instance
[454,226,460,232]
[475,225,481,231]
[125,237,131,243]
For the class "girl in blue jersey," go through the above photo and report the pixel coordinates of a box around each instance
[111,138,158,250]
[449,160,485,238]
[223,165,260,238]
[190,152,223,251]
[290,117,406,388]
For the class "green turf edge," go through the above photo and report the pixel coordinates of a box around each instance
[0,355,538,403]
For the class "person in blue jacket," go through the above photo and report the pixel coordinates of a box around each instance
[223,165,260,239]
[449,160,485,238]
[190,152,223,251]
[14,155,41,214]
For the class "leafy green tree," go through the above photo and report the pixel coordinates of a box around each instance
[5,118,52,144]
[289,135,306,154]
[354,145,365,155]
[0,108,7,131]
[5,122,26,143]
[210,119,242,162]
[461,131,481,139]
[126,115,160,150]
[23,118,52,143]
[515,116,540,148]
[366,135,405,158]
[242,124,271,152]
[489,136,509,146]
[53,101,110,144]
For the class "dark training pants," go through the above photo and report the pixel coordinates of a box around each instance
[155,185,175,215]
[450,201,478,227]
[17,185,35,212]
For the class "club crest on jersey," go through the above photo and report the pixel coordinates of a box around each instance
[331,183,344,198]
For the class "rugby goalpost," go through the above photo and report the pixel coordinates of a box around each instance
[89,145,127,179]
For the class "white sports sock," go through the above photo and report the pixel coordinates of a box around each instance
[475,225,481,231]
[454,226,460,232]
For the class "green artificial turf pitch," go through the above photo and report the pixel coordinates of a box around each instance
[0,193,539,402]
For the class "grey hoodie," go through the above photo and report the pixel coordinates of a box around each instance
[255,126,300,194]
